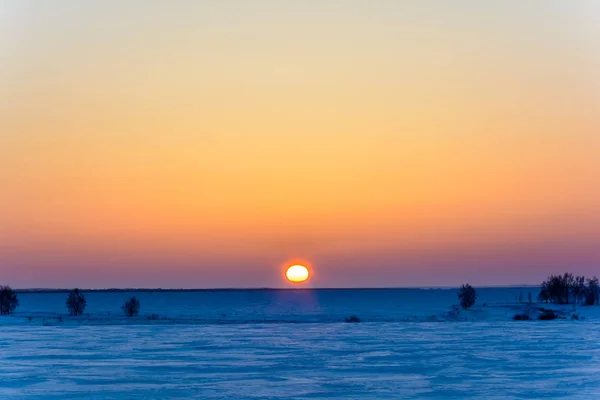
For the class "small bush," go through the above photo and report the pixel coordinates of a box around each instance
[121,297,140,317]
[148,313,160,320]
[66,288,87,316]
[458,284,477,310]
[0,286,19,315]
[344,315,360,323]
[539,310,557,320]
[513,314,531,321]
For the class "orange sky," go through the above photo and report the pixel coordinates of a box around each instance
[1,1,599,288]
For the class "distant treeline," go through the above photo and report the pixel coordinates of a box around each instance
[15,288,286,294]
[2,277,598,322]
[13,286,538,294]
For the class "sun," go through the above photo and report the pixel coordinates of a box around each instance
[285,265,310,283]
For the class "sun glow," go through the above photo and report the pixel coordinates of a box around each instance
[285,265,310,283]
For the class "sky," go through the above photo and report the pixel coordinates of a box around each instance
[1,1,599,288]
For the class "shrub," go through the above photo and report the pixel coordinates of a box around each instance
[344,315,360,323]
[458,284,477,309]
[148,313,160,320]
[513,314,531,321]
[0,286,19,315]
[539,309,558,320]
[66,288,87,316]
[122,297,140,317]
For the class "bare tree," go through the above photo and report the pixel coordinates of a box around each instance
[572,276,586,304]
[0,286,19,315]
[540,273,574,304]
[66,289,87,316]
[541,273,599,306]
[538,284,550,303]
[122,297,140,317]
[563,273,574,304]
[585,277,600,306]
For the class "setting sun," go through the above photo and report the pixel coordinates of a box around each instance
[285,265,310,283]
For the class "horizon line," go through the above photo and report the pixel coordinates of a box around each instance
[13,284,540,293]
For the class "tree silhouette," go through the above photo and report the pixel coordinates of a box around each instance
[572,276,586,304]
[585,277,599,306]
[0,286,19,315]
[458,284,477,309]
[66,289,87,316]
[540,273,598,305]
[540,274,570,304]
[538,285,550,303]
[121,297,140,317]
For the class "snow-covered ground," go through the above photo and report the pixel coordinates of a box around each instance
[1,288,600,399]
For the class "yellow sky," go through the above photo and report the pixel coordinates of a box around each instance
[1,1,599,287]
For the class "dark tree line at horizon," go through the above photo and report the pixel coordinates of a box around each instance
[538,273,599,305]
[2,276,600,320]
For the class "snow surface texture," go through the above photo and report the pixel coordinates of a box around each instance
[1,288,599,399]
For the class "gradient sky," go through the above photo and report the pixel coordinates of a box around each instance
[1,1,599,288]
